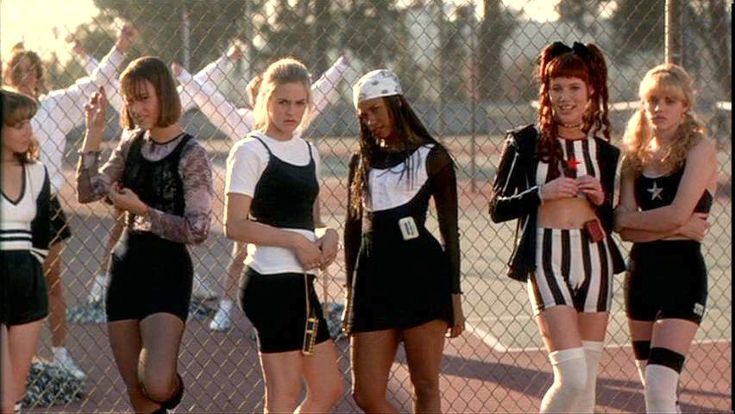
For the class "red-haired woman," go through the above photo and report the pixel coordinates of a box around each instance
[489,42,625,413]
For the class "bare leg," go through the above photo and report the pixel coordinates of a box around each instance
[298,340,343,413]
[210,242,246,331]
[351,329,401,414]
[138,313,185,405]
[90,209,124,303]
[403,319,448,413]
[5,320,44,410]
[259,350,305,413]
[44,242,65,348]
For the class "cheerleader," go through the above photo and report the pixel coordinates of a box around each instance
[76,57,213,414]
[489,42,626,413]
[224,57,342,413]
[1,89,51,414]
[615,64,717,413]
[344,69,465,413]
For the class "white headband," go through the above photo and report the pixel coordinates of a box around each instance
[353,69,403,108]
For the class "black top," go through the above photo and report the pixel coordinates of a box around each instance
[344,144,461,293]
[249,136,319,231]
[635,164,713,214]
[488,124,626,281]
[123,132,191,228]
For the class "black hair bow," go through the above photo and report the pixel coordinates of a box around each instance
[541,41,590,62]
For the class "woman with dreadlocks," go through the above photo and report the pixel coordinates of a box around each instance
[488,42,626,413]
[343,69,465,413]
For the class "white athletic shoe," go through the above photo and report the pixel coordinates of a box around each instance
[192,272,218,300]
[52,347,86,380]
[87,274,109,304]
[209,300,233,331]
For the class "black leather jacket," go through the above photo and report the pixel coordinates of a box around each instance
[488,124,626,282]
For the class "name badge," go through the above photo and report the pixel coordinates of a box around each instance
[398,217,419,240]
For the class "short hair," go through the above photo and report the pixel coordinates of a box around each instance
[119,56,182,129]
[252,58,312,132]
[1,88,39,163]
[3,48,46,96]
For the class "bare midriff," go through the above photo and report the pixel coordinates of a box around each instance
[538,196,597,229]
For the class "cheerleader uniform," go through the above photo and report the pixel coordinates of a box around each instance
[344,143,460,334]
[1,162,51,326]
[226,132,330,353]
[625,163,712,324]
[76,130,213,322]
[528,136,623,315]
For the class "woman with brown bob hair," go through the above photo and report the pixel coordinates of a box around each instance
[76,56,213,414]
[614,64,717,412]
[1,89,50,413]
[489,42,625,413]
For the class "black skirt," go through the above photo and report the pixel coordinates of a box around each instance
[1,251,48,325]
[240,268,331,354]
[106,231,193,322]
[347,231,453,334]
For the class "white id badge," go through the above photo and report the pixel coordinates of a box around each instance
[398,217,419,240]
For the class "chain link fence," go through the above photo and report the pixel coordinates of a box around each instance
[2,0,730,412]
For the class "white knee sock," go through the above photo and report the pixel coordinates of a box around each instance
[576,341,604,413]
[540,347,587,413]
[645,364,679,413]
[635,359,647,387]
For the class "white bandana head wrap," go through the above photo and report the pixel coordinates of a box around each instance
[353,69,403,109]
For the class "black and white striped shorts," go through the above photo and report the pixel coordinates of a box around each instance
[528,228,614,315]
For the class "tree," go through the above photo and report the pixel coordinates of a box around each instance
[477,0,518,101]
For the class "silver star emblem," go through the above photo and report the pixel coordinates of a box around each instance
[647,181,663,200]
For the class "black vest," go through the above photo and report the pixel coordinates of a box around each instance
[123,132,191,220]
[249,137,319,230]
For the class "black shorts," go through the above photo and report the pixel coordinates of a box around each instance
[49,193,72,245]
[106,231,193,323]
[624,240,708,324]
[0,251,48,326]
[240,268,331,354]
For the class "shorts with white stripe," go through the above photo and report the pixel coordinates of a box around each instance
[528,228,614,315]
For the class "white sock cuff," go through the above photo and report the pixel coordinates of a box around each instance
[219,299,234,310]
[549,347,586,365]
[582,340,604,354]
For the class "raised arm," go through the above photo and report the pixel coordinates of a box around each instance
[615,139,717,232]
[177,52,235,113]
[310,55,351,119]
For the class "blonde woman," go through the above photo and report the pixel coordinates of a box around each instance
[224,58,342,413]
[614,63,717,413]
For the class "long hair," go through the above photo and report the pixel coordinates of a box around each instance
[348,94,447,215]
[1,88,39,163]
[2,44,47,97]
[119,56,182,129]
[252,58,312,132]
[536,42,611,176]
[621,63,705,175]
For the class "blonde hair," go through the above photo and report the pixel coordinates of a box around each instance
[2,45,47,96]
[622,63,705,175]
[252,58,312,132]
[1,88,39,163]
[119,56,182,130]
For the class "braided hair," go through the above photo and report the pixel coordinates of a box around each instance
[536,42,611,177]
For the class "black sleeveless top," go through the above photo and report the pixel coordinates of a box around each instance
[634,164,713,213]
[122,132,192,220]
[249,136,319,230]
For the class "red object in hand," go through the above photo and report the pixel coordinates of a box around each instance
[562,157,580,177]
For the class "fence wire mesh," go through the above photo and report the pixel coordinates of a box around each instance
[1,0,731,412]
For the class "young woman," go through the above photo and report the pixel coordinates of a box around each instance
[488,42,626,413]
[175,50,351,331]
[76,57,213,414]
[614,64,717,413]
[1,89,51,414]
[224,57,342,413]
[343,69,465,413]
[2,25,137,379]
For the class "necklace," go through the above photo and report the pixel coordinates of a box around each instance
[560,121,583,129]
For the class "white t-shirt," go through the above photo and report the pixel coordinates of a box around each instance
[225,131,321,275]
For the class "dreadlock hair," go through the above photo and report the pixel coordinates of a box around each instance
[349,94,448,216]
[536,42,611,178]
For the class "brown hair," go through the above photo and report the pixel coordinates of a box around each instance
[119,56,182,129]
[2,45,46,96]
[622,63,705,175]
[536,42,611,175]
[1,88,39,163]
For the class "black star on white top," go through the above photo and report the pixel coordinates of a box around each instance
[647,181,663,200]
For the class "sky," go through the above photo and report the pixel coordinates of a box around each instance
[1,0,558,64]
